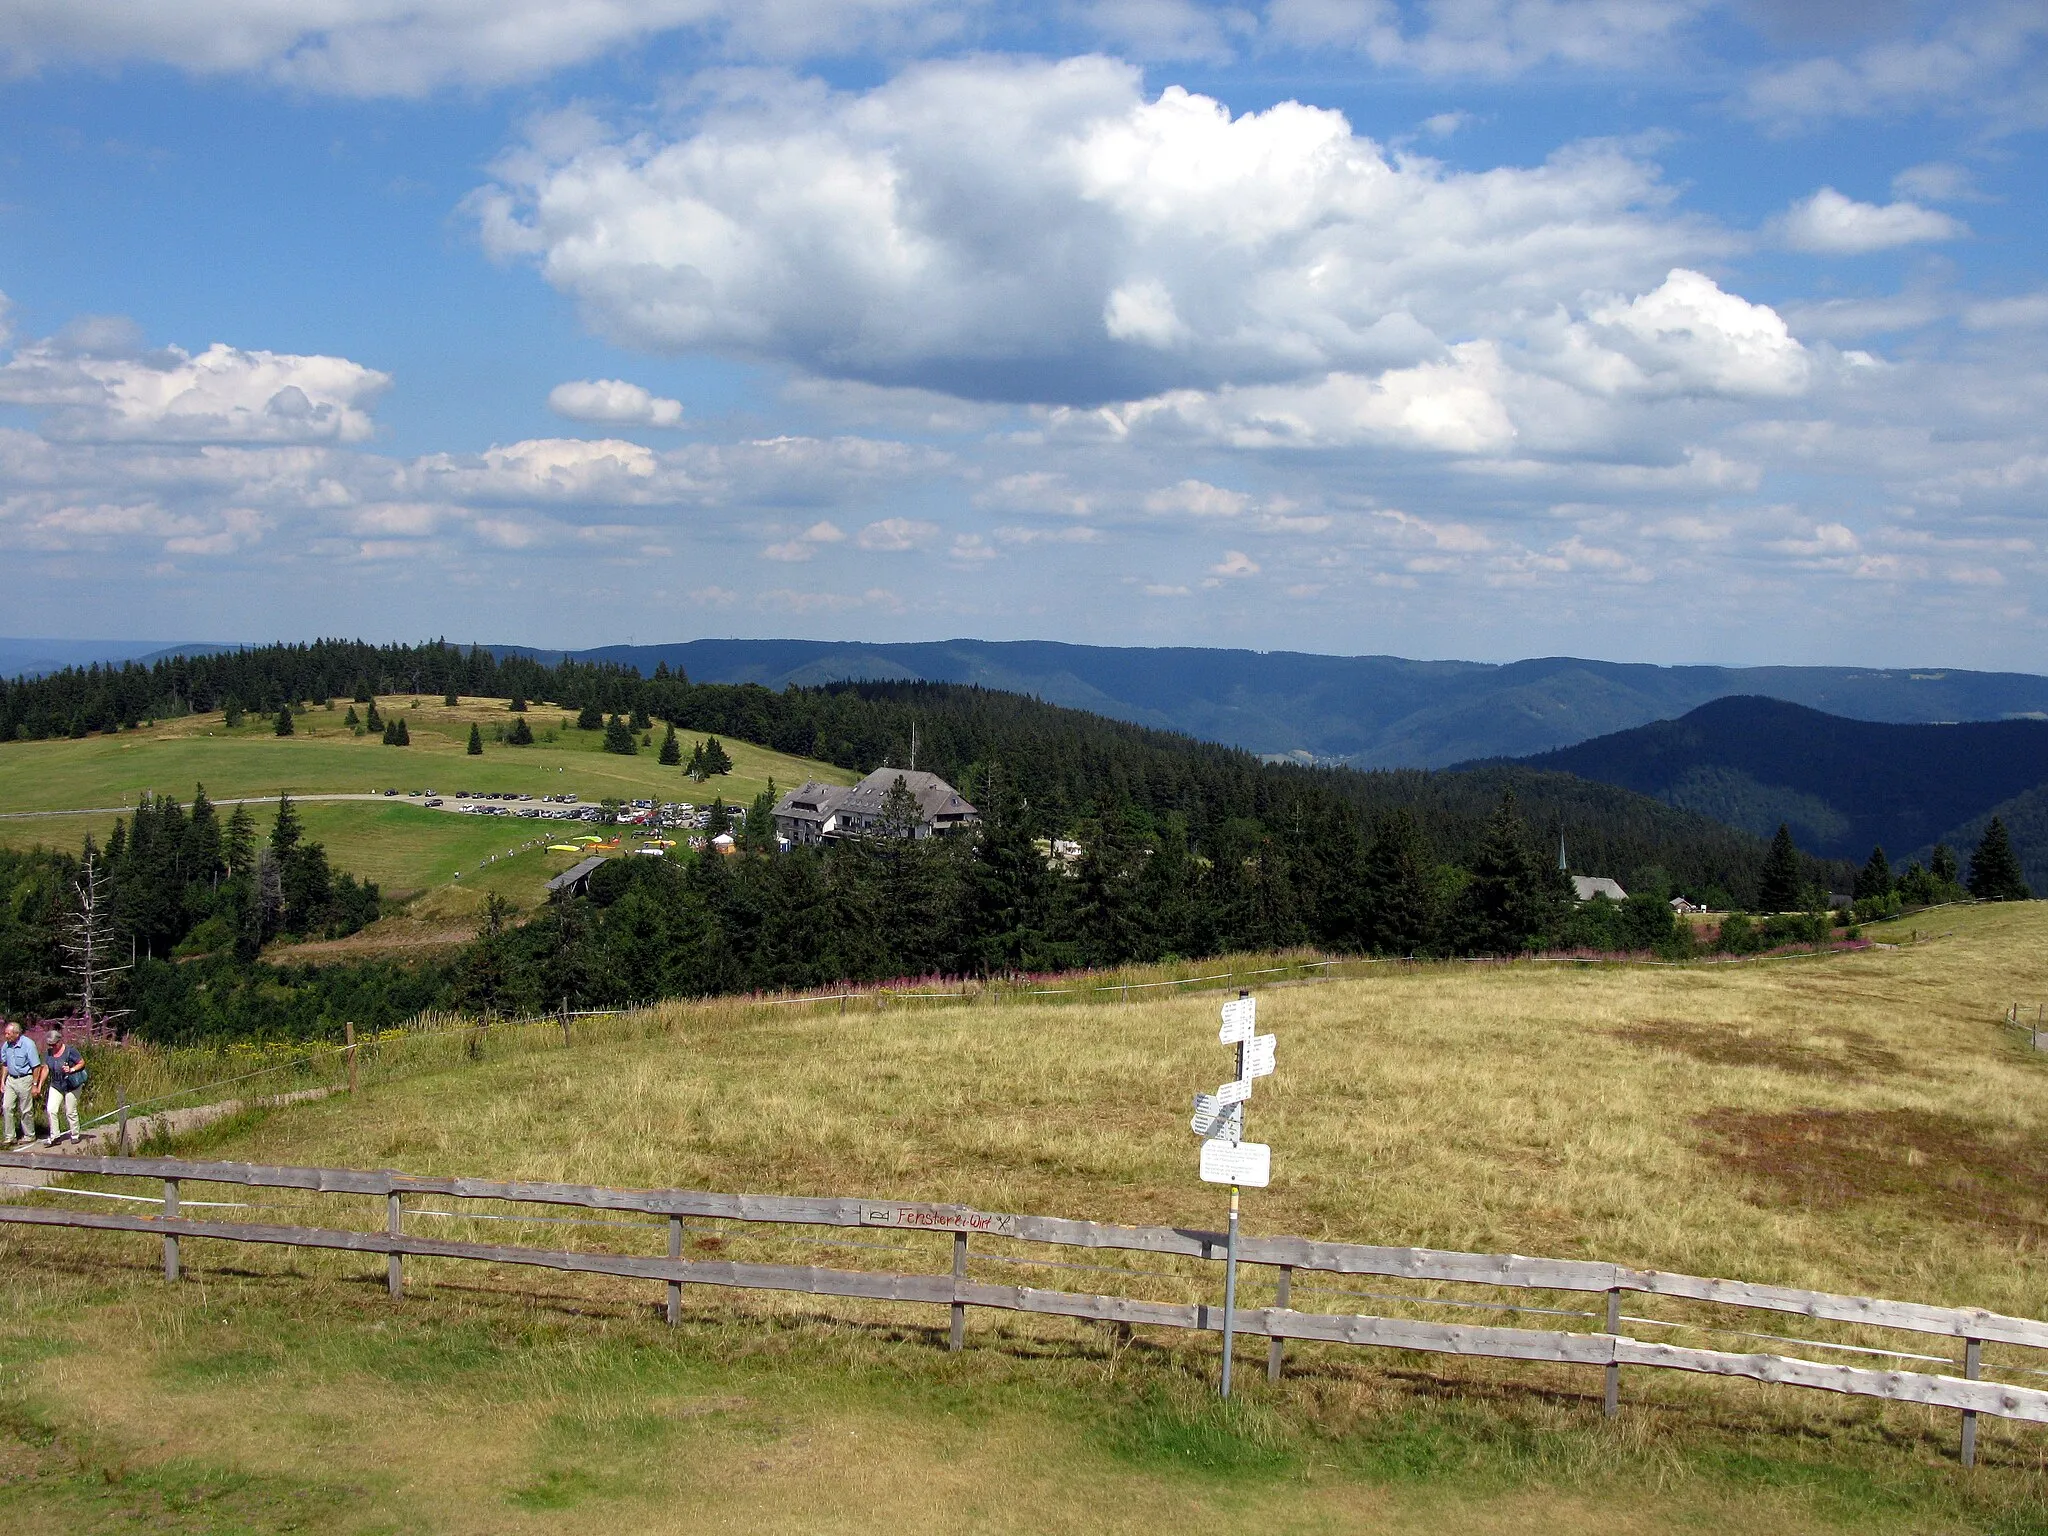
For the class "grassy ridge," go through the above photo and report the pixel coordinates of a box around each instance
[1,906,2044,1531]
[0,697,854,903]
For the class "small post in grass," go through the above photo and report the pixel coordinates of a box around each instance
[559,996,572,1049]
[1604,1288,1623,1418]
[667,1215,683,1326]
[116,1091,129,1157]
[162,1178,180,1282]
[345,1021,358,1095]
[1267,1265,1292,1382]
[950,1232,969,1352]
[1962,1337,1983,1466]
[387,1191,404,1298]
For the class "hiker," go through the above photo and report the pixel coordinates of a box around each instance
[38,1025,85,1146]
[1,1021,40,1144]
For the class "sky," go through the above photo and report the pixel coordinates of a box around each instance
[0,2,2043,668]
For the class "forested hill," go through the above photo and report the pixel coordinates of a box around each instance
[494,637,2048,768]
[0,638,1780,904]
[1508,696,2048,885]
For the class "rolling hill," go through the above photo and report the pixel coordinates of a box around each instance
[1507,696,2048,891]
[492,638,2048,769]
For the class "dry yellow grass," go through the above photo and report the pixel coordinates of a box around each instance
[2,904,2046,1532]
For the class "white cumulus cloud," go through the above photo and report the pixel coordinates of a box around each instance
[0,329,388,444]
[1777,188,1967,254]
[547,379,684,428]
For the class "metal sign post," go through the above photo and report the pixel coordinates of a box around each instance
[1196,988,1275,1399]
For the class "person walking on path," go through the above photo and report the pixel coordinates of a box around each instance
[1,1022,41,1144]
[38,1026,84,1145]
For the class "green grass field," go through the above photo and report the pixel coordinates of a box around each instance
[2,906,2045,1532]
[0,697,855,930]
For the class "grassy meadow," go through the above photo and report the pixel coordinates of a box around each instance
[0,697,854,944]
[2,904,2046,1532]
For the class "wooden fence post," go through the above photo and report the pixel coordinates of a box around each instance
[1962,1337,1983,1466]
[1604,1288,1623,1418]
[667,1216,683,1327]
[162,1179,179,1282]
[559,997,572,1049]
[950,1232,969,1352]
[345,1022,358,1095]
[387,1192,403,1298]
[1268,1265,1293,1382]
[116,1091,129,1157]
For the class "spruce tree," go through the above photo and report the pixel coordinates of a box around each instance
[1455,791,1552,954]
[351,678,373,704]
[467,723,483,756]
[507,716,534,746]
[1758,823,1803,912]
[365,701,383,732]
[1967,817,2031,901]
[222,697,244,728]
[658,724,681,766]
[687,742,708,781]
[1931,844,1961,886]
[270,793,302,859]
[394,716,410,746]
[273,705,295,737]
[343,705,360,728]
[1853,845,1893,902]
[963,762,1054,972]
[630,704,652,731]
[508,696,527,712]
[223,803,256,880]
[602,714,637,755]
[705,736,733,776]
[1357,809,1439,956]
[577,703,603,731]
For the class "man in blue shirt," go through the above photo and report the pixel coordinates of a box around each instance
[1,1021,40,1144]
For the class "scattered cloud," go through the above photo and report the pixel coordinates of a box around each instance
[856,516,939,550]
[1209,548,1259,577]
[1776,187,1967,254]
[547,378,684,428]
[762,518,846,561]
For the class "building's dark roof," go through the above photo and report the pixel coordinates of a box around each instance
[841,769,976,822]
[773,781,853,822]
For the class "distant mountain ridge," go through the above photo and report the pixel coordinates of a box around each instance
[491,638,2048,770]
[1506,696,2048,893]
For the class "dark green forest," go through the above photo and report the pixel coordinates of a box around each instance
[0,640,1873,1044]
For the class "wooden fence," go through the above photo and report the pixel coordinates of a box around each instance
[2,1150,2043,1466]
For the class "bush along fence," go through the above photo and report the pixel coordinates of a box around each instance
[0,1151,2041,1467]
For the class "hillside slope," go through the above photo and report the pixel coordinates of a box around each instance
[1508,696,2048,873]
[6,905,2047,1534]
[494,638,2048,768]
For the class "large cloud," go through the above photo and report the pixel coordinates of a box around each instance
[0,324,389,444]
[475,56,1739,409]
[0,0,976,96]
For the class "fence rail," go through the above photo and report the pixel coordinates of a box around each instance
[1,1151,2041,1459]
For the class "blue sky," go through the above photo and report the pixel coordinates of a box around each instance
[0,1,2042,667]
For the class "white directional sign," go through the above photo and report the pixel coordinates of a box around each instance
[1218,996,1257,1045]
[1215,1077,1252,1105]
[1190,1097,1243,1142]
[1242,1034,1276,1079]
[1200,1139,1271,1188]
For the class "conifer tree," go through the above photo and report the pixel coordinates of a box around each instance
[223,803,256,880]
[343,705,360,728]
[687,742,708,781]
[394,716,410,746]
[273,705,295,736]
[507,716,534,746]
[704,736,733,776]
[351,678,373,704]
[577,703,603,731]
[963,762,1053,973]
[1758,823,1803,911]
[1967,817,2031,901]
[1853,845,1893,902]
[508,696,527,712]
[222,697,244,728]
[1455,791,1552,954]
[1931,844,1961,886]
[467,723,484,756]
[365,701,383,732]
[658,723,681,766]
[1357,809,1439,956]
[602,714,637,755]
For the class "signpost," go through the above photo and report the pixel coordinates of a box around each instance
[1193,988,1276,1398]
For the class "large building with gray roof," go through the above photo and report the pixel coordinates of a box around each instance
[773,769,978,846]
